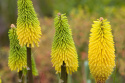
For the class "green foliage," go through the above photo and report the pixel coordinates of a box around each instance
[31,56,38,76]
[23,56,38,76]
[0,0,17,23]
[38,0,53,17]
[8,27,27,72]
[36,0,125,16]
[53,0,75,14]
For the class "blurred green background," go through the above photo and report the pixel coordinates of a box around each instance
[0,0,125,83]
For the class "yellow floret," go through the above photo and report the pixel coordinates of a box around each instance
[51,45,78,74]
[17,26,41,47]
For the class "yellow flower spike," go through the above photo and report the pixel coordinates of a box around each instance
[51,13,78,74]
[8,24,27,72]
[88,17,115,83]
[17,0,42,47]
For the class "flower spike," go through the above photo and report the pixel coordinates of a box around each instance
[8,24,27,72]
[88,17,115,82]
[17,0,42,47]
[51,13,78,74]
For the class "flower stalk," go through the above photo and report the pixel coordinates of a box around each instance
[19,71,24,83]
[61,62,67,83]
[27,47,33,83]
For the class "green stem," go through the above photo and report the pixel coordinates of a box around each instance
[61,62,67,83]
[18,71,24,83]
[27,47,33,83]
[68,74,72,83]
